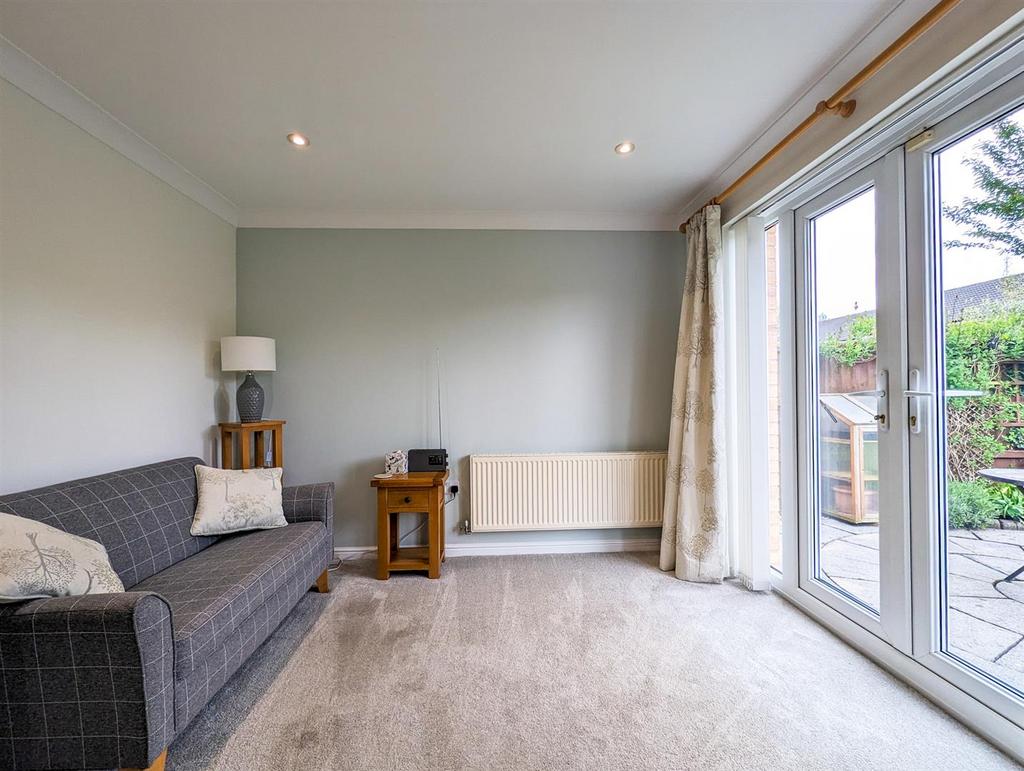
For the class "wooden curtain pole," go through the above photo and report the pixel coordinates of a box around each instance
[679,0,961,233]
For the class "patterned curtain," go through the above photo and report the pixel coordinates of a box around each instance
[659,205,729,583]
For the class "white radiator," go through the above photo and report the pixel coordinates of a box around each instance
[469,452,667,532]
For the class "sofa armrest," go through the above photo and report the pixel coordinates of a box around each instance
[283,482,334,549]
[0,592,174,770]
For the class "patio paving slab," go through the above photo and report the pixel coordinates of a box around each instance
[947,553,1007,581]
[822,539,880,566]
[822,555,879,583]
[819,523,851,545]
[994,638,1024,674]
[819,519,1024,693]
[948,609,1021,660]
[976,529,1024,546]
[840,532,880,550]
[949,597,1024,636]
[967,553,1024,576]
[948,573,1004,599]
[825,518,863,534]
[826,575,880,609]
[948,535,1024,559]
[947,538,982,555]
[998,580,1024,603]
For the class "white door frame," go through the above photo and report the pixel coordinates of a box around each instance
[905,68,1024,731]
[777,211,801,593]
[757,30,1024,758]
[793,150,913,652]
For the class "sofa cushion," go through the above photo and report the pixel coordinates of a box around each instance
[0,458,214,588]
[191,465,287,536]
[133,521,328,677]
[0,511,124,601]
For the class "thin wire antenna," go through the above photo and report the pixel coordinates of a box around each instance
[436,348,444,448]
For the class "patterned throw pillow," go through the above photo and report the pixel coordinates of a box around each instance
[0,512,125,602]
[192,465,287,536]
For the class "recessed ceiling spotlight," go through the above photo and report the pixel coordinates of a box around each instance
[286,132,310,148]
[614,141,636,155]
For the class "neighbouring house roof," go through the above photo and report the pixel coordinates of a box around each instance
[945,273,1024,320]
[819,273,1024,339]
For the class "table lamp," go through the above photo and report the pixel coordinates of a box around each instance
[221,336,276,423]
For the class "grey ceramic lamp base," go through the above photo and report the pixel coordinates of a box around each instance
[237,371,265,423]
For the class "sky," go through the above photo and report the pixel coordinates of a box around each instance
[814,106,1023,320]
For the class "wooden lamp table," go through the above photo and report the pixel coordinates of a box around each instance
[219,420,285,469]
[371,471,448,580]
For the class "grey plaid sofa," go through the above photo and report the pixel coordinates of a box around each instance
[0,457,334,770]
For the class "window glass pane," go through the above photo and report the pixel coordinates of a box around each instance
[935,104,1024,695]
[813,189,880,611]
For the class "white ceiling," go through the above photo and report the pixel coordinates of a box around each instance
[0,1,912,228]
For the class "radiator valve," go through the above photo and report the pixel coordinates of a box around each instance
[459,519,472,535]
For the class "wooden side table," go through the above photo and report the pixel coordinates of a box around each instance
[219,420,285,469]
[371,471,448,580]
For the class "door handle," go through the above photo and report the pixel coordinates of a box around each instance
[848,388,888,398]
[877,369,888,431]
[906,386,987,398]
[906,369,929,434]
[850,370,889,432]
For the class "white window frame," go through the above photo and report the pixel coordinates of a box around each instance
[736,207,808,595]
[732,217,773,591]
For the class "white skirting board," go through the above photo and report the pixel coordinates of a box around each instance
[335,537,660,559]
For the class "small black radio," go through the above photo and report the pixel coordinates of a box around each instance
[408,449,448,472]
[405,448,446,473]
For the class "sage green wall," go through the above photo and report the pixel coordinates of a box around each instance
[236,228,683,549]
[0,80,236,492]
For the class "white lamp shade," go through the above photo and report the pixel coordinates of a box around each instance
[220,336,276,372]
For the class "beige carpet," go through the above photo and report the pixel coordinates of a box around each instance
[167,553,1017,770]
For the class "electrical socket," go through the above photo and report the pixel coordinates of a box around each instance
[450,484,460,495]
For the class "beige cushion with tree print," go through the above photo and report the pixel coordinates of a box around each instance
[0,512,124,602]
[192,465,287,536]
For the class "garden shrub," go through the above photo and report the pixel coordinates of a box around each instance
[990,483,1024,522]
[819,314,877,366]
[947,480,997,529]
[1005,426,1024,450]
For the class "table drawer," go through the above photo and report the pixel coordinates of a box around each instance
[387,488,430,510]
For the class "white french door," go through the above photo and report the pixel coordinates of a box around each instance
[906,70,1024,728]
[794,150,912,651]
[789,69,1024,735]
